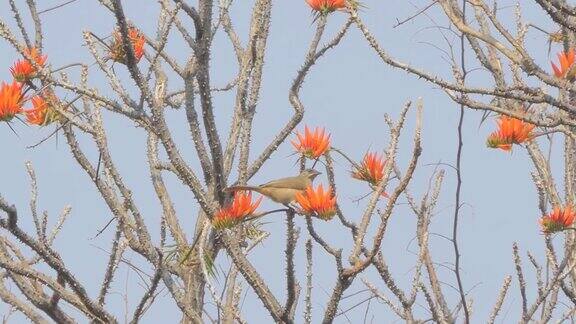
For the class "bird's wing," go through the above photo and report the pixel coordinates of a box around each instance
[225,185,259,192]
[260,175,309,190]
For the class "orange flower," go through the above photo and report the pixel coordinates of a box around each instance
[352,152,385,185]
[306,0,346,13]
[212,192,262,229]
[540,206,576,234]
[291,126,331,159]
[10,47,47,82]
[551,49,575,79]
[25,91,62,126]
[486,115,535,151]
[352,151,389,197]
[110,27,146,64]
[0,81,24,121]
[25,96,48,126]
[295,184,336,220]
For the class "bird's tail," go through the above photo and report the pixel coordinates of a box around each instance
[224,186,261,193]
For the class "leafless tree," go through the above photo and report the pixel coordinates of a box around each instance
[0,0,575,323]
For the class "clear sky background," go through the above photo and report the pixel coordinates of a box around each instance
[0,1,567,323]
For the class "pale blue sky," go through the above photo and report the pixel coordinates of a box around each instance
[0,1,566,323]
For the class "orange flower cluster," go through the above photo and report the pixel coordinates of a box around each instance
[0,82,24,122]
[551,49,575,79]
[212,192,262,229]
[110,27,146,64]
[486,115,535,151]
[540,206,576,234]
[25,96,48,125]
[295,184,337,220]
[292,126,331,159]
[352,151,389,197]
[306,0,346,13]
[352,152,385,185]
[10,47,47,82]
[25,92,61,126]
[1,47,62,126]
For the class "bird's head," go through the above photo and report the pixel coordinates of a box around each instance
[301,169,321,181]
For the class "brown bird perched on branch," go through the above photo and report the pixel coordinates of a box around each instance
[225,169,321,205]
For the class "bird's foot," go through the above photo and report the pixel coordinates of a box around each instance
[284,203,299,214]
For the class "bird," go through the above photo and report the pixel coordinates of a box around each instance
[224,169,321,205]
